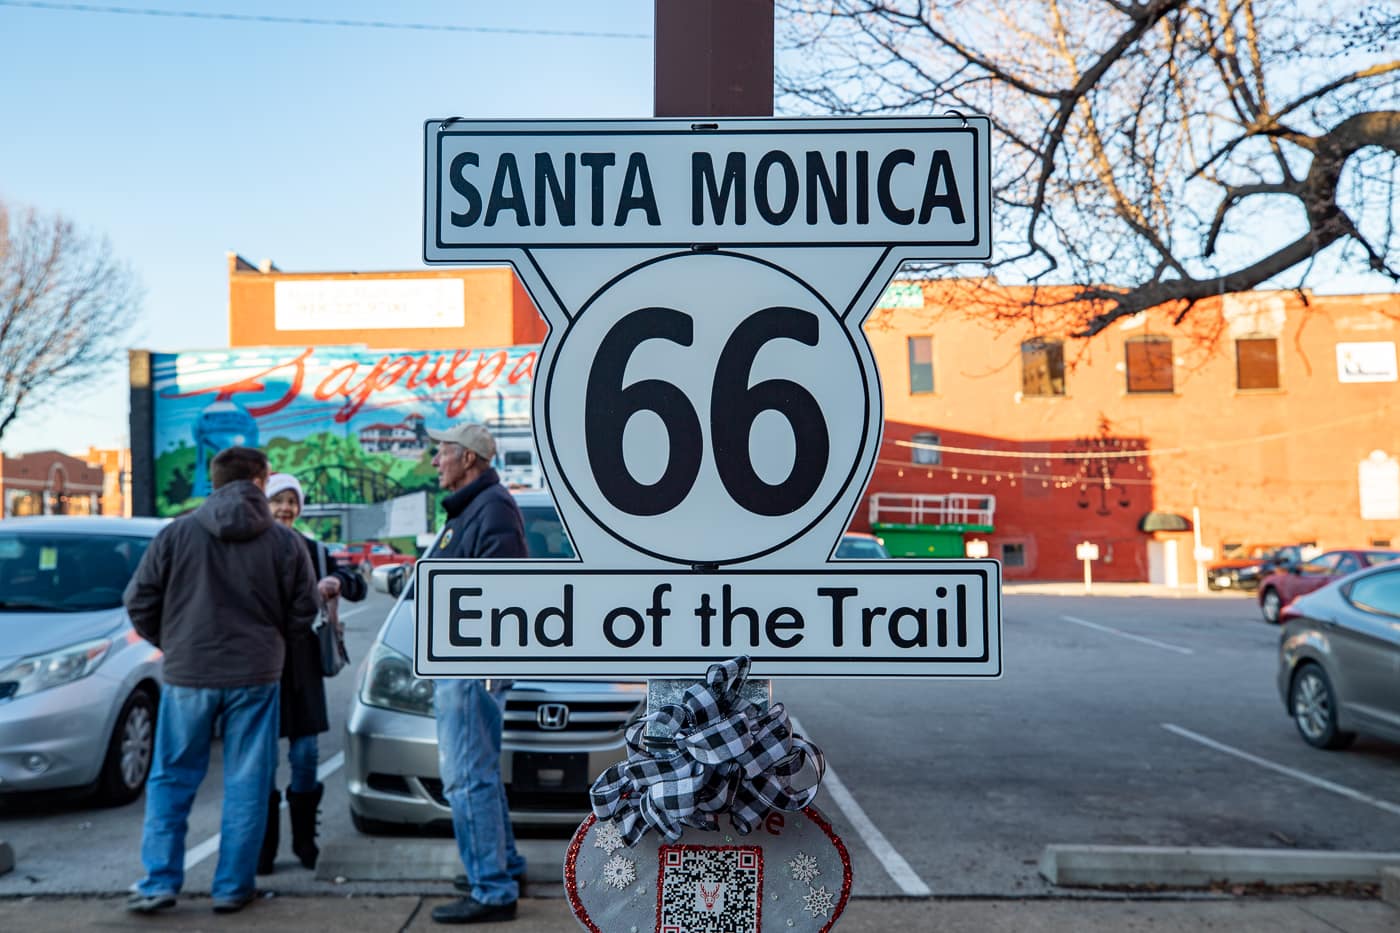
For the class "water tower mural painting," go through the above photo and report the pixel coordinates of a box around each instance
[150,345,539,517]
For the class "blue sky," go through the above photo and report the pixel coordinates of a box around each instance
[1,2,1393,457]
[0,1,653,454]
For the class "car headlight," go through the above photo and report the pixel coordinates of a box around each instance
[0,637,113,701]
[360,641,435,717]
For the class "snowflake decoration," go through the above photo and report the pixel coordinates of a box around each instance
[803,885,835,918]
[592,819,625,855]
[788,851,821,884]
[601,854,637,891]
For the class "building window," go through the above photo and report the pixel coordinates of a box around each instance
[1125,336,1174,393]
[1001,542,1026,567]
[908,336,934,394]
[1021,338,1066,396]
[911,432,941,465]
[1236,337,1280,390]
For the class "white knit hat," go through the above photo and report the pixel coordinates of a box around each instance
[265,472,304,505]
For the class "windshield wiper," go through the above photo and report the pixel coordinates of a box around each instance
[0,600,66,612]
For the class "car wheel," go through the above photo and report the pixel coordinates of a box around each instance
[1289,664,1355,750]
[1260,588,1282,624]
[95,687,157,806]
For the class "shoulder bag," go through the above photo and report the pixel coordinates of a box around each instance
[312,540,350,677]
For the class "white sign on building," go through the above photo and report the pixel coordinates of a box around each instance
[274,279,466,331]
[417,117,999,678]
[1336,341,1398,383]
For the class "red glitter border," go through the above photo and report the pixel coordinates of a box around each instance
[653,843,764,933]
[566,806,853,932]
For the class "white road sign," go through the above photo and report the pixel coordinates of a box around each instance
[416,563,1000,678]
[425,118,990,257]
[416,116,1002,679]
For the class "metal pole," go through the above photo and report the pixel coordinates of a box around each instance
[650,0,776,742]
[1192,505,1206,593]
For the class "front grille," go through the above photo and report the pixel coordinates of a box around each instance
[367,772,413,796]
[503,697,641,735]
[421,778,589,814]
[421,777,447,806]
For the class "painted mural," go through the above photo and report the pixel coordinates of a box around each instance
[151,345,537,519]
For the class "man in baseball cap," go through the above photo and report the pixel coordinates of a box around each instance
[424,422,528,924]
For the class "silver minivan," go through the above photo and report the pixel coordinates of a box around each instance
[1277,559,1400,750]
[345,490,645,832]
[0,517,166,804]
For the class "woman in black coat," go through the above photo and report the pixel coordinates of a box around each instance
[259,472,366,872]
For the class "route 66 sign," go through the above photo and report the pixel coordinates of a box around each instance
[416,117,1002,679]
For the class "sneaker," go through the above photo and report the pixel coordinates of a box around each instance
[211,890,257,914]
[125,891,177,913]
[431,896,517,924]
[452,871,526,896]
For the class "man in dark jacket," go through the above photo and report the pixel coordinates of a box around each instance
[425,423,528,925]
[123,447,317,916]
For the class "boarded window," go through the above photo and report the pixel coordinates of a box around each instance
[1021,338,1066,396]
[911,431,941,465]
[1125,337,1174,393]
[1001,542,1026,567]
[908,336,934,394]
[1236,337,1280,389]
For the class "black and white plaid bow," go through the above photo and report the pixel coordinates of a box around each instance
[589,656,825,846]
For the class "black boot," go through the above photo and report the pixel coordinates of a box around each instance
[286,783,322,869]
[257,789,280,875]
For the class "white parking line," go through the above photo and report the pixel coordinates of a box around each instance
[340,603,376,620]
[1061,615,1194,655]
[789,715,931,896]
[1162,724,1400,818]
[183,751,346,870]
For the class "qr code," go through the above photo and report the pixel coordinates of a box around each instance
[656,845,762,933]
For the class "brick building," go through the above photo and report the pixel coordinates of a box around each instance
[218,255,1398,582]
[0,450,107,517]
[861,283,1399,582]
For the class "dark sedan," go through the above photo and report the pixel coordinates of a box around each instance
[1258,548,1400,623]
[1277,560,1400,749]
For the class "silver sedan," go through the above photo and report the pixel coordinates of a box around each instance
[1277,558,1400,750]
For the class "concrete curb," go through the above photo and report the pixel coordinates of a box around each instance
[1383,867,1400,906]
[1039,845,1400,887]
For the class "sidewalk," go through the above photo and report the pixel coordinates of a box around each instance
[1002,580,1245,598]
[1,891,1396,932]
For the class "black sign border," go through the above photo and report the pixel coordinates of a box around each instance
[421,563,1001,677]
[425,123,988,257]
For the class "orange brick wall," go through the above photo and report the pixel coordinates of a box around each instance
[862,287,1400,580]
[227,255,547,350]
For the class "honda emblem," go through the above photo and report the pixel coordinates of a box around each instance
[536,703,570,730]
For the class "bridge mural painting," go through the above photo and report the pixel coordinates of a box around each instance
[148,345,538,525]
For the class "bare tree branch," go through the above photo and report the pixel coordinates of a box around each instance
[0,199,142,444]
[778,0,1400,337]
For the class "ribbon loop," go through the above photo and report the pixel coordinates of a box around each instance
[588,656,825,846]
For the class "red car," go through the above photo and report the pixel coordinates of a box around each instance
[1258,548,1400,623]
[331,540,416,580]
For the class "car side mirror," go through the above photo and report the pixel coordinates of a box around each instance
[371,573,392,594]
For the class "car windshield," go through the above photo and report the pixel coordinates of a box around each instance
[835,536,889,559]
[0,532,150,612]
[1362,550,1400,567]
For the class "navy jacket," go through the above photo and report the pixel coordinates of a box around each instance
[431,468,527,560]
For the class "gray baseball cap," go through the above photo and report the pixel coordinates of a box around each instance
[426,423,496,460]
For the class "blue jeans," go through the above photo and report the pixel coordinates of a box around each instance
[135,683,280,901]
[286,734,318,793]
[434,679,524,905]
